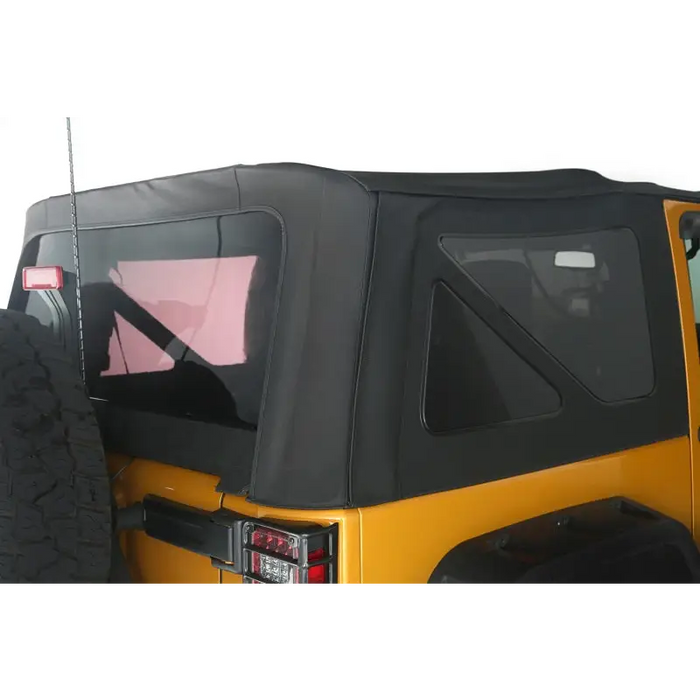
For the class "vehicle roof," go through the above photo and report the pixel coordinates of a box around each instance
[24,162,700,236]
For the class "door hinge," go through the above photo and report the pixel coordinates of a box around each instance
[142,495,245,573]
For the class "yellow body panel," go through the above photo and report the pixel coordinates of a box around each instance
[115,437,691,583]
[665,199,700,542]
[115,198,700,583]
[358,439,691,582]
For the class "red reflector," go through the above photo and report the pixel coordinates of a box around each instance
[307,564,327,584]
[307,547,327,583]
[308,547,324,562]
[22,266,64,291]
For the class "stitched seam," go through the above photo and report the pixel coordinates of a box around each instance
[346,191,379,506]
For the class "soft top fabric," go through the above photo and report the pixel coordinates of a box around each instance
[23,163,700,237]
[18,163,698,509]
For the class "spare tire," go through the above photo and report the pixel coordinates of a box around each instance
[0,310,111,582]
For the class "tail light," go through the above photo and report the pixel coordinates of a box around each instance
[141,496,338,583]
[243,521,337,584]
[23,266,64,291]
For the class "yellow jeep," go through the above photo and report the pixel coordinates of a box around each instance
[3,163,700,583]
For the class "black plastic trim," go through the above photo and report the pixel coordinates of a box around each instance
[143,496,244,570]
[429,498,700,583]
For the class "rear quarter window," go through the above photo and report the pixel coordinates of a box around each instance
[438,228,654,409]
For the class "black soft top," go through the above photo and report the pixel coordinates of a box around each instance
[19,164,699,509]
[23,164,700,236]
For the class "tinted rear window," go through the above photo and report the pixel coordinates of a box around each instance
[27,212,282,428]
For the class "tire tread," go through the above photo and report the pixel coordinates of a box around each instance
[0,311,111,583]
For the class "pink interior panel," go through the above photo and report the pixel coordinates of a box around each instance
[101,256,257,376]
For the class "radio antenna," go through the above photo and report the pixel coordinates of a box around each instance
[66,117,86,382]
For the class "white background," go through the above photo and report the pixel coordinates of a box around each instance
[0,115,700,305]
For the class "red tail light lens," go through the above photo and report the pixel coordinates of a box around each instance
[243,522,336,584]
[251,527,299,558]
[307,547,327,584]
[22,266,64,291]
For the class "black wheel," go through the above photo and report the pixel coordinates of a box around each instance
[0,310,111,582]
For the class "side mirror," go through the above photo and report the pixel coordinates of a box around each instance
[554,251,596,270]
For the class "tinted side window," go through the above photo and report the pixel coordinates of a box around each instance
[441,228,654,402]
[425,282,560,433]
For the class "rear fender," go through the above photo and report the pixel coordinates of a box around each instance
[429,497,700,583]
